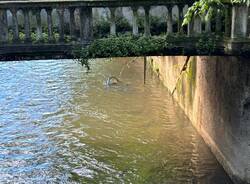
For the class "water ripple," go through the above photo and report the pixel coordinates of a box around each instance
[0,59,232,184]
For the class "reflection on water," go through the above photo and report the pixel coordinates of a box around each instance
[0,58,232,184]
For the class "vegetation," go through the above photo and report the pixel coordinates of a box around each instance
[77,0,247,70]
[93,15,167,38]
[182,0,223,26]
[73,34,221,70]
[7,29,72,43]
[74,35,167,70]
[183,0,249,26]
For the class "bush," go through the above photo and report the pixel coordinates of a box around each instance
[73,33,223,70]
[93,17,132,38]
[73,35,168,70]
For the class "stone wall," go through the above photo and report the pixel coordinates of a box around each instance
[149,56,250,184]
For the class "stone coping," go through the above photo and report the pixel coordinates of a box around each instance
[0,0,194,8]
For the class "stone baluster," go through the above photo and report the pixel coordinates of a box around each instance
[187,4,194,36]
[23,8,31,42]
[79,8,83,40]
[231,4,248,38]
[46,8,53,42]
[178,5,184,33]
[35,9,42,41]
[215,9,222,33]
[57,8,65,42]
[81,7,93,44]
[166,5,173,34]
[144,6,151,37]
[11,8,19,42]
[69,8,76,40]
[131,7,139,36]
[109,7,116,36]
[187,19,193,36]
[225,5,232,37]
[205,13,211,33]
[0,9,8,43]
[193,16,202,35]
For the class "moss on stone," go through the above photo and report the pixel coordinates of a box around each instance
[186,57,197,105]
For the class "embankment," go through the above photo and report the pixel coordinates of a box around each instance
[149,56,250,184]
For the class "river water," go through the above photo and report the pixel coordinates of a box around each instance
[0,58,233,184]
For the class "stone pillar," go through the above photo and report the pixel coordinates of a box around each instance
[11,8,19,42]
[23,9,31,42]
[225,5,231,37]
[79,8,83,41]
[131,7,139,36]
[215,9,222,33]
[166,5,173,34]
[205,17,211,33]
[193,16,202,35]
[144,6,151,37]
[35,9,42,41]
[231,4,248,38]
[187,19,193,36]
[57,8,65,42]
[109,7,116,36]
[80,7,93,44]
[69,8,76,40]
[0,9,8,43]
[46,8,53,42]
[178,5,184,33]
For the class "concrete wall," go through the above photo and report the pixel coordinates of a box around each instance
[149,56,250,184]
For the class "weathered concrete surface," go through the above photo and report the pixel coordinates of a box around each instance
[149,56,250,184]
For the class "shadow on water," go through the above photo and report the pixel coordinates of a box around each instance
[0,58,233,184]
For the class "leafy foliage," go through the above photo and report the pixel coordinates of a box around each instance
[195,33,221,54]
[183,0,249,26]
[73,35,168,70]
[182,0,223,26]
[73,34,222,70]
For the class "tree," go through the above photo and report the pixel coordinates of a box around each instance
[182,0,249,26]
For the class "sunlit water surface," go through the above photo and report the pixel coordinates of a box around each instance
[0,58,233,184]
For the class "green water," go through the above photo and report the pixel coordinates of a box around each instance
[0,58,232,183]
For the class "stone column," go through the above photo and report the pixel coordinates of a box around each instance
[109,7,116,36]
[69,7,76,40]
[35,9,42,41]
[131,7,139,36]
[23,8,31,42]
[231,4,248,38]
[144,6,151,37]
[85,7,93,43]
[46,8,53,42]
[193,16,202,35]
[215,9,222,33]
[166,5,173,34]
[11,8,19,42]
[205,15,211,33]
[80,7,93,44]
[79,8,83,40]
[57,8,65,42]
[0,9,8,43]
[178,5,184,33]
[187,19,193,36]
[225,5,232,37]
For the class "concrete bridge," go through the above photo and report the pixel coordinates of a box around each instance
[0,0,250,58]
[1,1,250,184]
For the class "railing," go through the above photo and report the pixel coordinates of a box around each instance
[0,0,249,56]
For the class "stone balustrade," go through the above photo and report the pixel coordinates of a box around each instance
[0,0,249,45]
